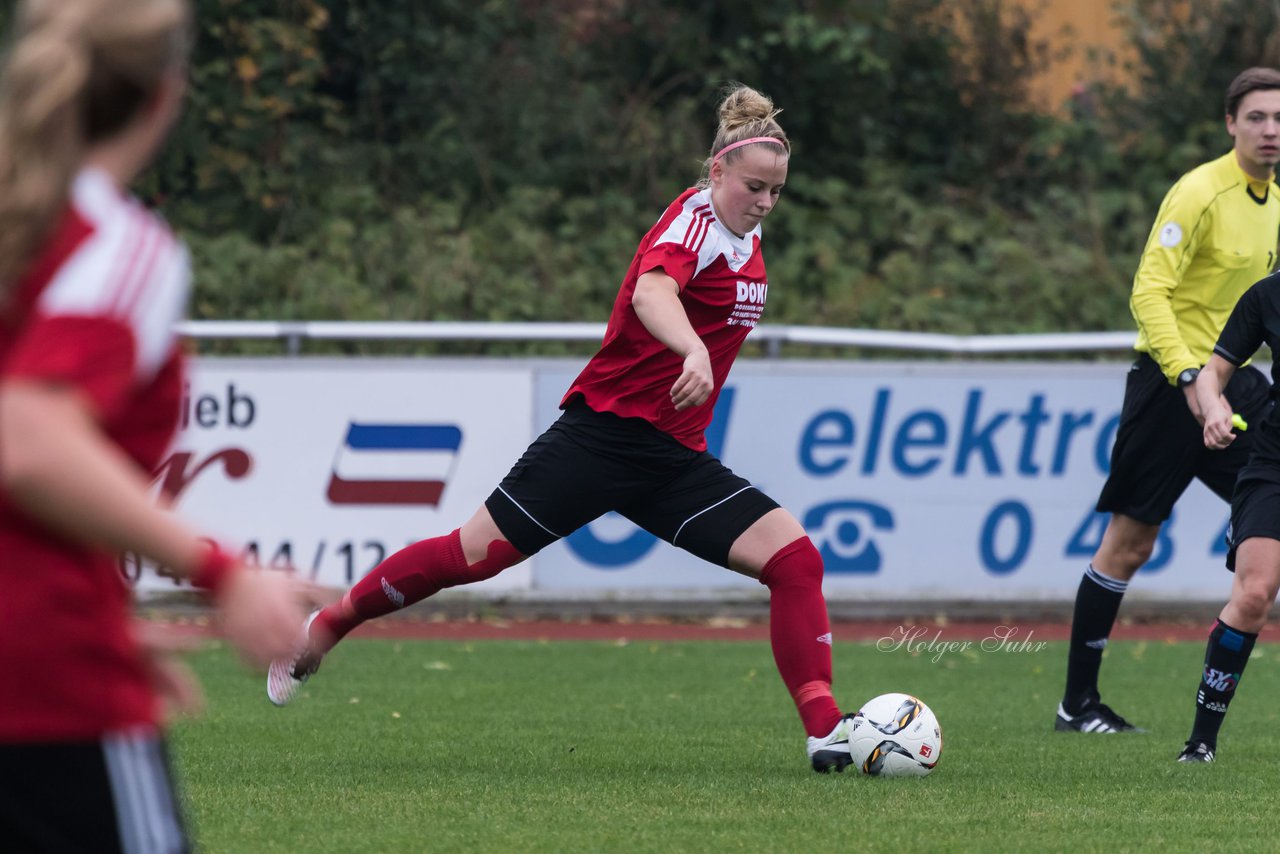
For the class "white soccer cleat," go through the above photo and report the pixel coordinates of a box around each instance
[267,610,322,707]
[806,713,859,773]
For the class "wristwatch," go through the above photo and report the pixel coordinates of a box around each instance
[1177,367,1201,388]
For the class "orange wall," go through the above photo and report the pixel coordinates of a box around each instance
[1010,0,1132,110]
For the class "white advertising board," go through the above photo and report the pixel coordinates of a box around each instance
[533,361,1237,601]
[134,359,533,593]
[138,357,1240,602]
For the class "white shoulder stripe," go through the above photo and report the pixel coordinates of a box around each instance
[132,240,191,377]
[654,196,724,277]
[38,220,129,315]
[654,190,760,279]
[38,200,188,380]
[681,203,714,253]
[108,212,166,316]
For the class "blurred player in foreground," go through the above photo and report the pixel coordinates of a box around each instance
[0,1,310,848]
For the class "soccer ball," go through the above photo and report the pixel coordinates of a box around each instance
[846,693,942,777]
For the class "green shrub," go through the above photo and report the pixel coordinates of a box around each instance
[5,0,1275,349]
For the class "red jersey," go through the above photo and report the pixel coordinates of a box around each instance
[563,187,768,450]
[0,168,190,742]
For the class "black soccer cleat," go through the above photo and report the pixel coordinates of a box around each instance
[1176,740,1215,763]
[1054,701,1146,733]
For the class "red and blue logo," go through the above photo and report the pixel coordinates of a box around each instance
[326,423,462,505]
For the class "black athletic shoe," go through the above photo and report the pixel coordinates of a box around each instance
[1176,741,1215,763]
[1054,701,1145,733]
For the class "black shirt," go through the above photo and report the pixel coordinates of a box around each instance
[1214,271,1280,482]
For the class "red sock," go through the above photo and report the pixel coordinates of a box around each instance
[760,537,841,738]
[312,529,523,654]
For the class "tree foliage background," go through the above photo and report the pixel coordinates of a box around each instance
[4,0,1279,351]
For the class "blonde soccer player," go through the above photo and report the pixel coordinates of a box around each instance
[268,84,863,773]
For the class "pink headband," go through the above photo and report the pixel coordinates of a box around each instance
[713,136,786,162]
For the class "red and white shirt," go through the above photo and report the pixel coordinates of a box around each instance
[563,187,768,450]
[0,168,190,742]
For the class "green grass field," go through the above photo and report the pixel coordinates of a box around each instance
[172,635,1280,853]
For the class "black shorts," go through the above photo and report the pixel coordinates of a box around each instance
[0,728,189,853]
[485,398,779,568]
[1097,354,1271,524]
[1225,478,1280,571]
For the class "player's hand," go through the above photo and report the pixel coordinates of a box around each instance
[1202,401,1236,450]
[670,347,713,410]
[213,566,318,668]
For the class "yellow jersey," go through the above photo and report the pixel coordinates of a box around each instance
[1131,150,1280,383]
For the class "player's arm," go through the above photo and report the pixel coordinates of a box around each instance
[1195,356,1237,448]
[632,269,712,410]
[0,381,205,569]
[0,380,307,666]
[1129,180,1209,390]
[1198,282,1266,448]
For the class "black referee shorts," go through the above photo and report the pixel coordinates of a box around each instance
[0,728,189,853]
[1097,354,1271,524]
[485,397,779,568]
[1225,477,1280,571]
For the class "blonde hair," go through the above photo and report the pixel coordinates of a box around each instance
[699,84,790,187]
[0,0,192,293]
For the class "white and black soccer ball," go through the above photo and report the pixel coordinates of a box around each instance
[847,693,942,777]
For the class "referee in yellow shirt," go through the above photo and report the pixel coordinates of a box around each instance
[1057,67,1280,734]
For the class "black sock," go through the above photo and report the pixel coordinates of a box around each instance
[1189,619,1257,749]
[1063,565,1128,714]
